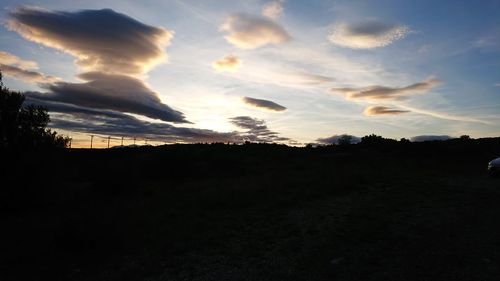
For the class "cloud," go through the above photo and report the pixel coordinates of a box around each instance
[410,135,452,142]
[495,83,500,87]
[328,20,409,49]
[7,7,186,124]
[316,134,361,145]
[220,13,291,49]
[363,105,409,116]
[262,0,284,20]
[212,54,242,71]
[0,64,59,83]
[243,97,286,112]
[7,7,173,75]
[332,78,441,101]
[0,51,59,83]
[25,97,293,144]
[24,96,240,143]
[0,51,38,69]
[230,116,289,143]
[286,72,335,85]
[26,72,187,123]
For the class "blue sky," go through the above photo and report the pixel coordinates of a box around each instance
[0,0,499,146]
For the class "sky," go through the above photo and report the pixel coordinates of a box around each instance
[0,0,499,147]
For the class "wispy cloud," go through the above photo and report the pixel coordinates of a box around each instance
[220,13,291,49]
[0,63,59,83]
[262,0,285,20]
[230,116,290,143]
[0,51,59,83]
[399,105,490,124]
[243,96,286,112]
[328,20,409,49]
[332,78,441,101]
[212,54,242,72]
[0,51,37,69]
[364,105,409,116]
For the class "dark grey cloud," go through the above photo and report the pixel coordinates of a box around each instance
[332,78,441,101]
[410,135,452,142]
[230,116,289,143]
[316,134,361,145]
[25,96,240,143]
[364,105,410,116]
[26,72,187,123]
[221,13,291,49]
[243,96,286,112]
[7,7,172,75]
[25,98,292,144]
[328,20,409,49]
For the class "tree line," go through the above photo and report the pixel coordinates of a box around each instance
[0,71,69,149]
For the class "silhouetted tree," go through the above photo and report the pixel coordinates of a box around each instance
[399,138,411,144]
[460,135,471,140]
[361,134,397,146]
[0,71,69,149]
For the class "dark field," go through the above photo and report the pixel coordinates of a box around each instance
[1,139,500,281]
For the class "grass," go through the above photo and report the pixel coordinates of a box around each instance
[1,139,499,280]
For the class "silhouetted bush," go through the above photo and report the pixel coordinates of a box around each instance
[0,71,69,149]
[360,134,398,146]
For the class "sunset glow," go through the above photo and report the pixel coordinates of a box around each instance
[1,0,499,147]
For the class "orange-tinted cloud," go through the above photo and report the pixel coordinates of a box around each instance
[221,13,291,49]
[212,54,242,71]
[0,64,60,83]
[332,78,441,101]
[7,7,173,76]
[363,105,410,116]
[0,51,59,83]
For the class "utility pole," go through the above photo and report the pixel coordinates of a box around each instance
[107,136,110,148]
[145,139,148,145]
[90,135,94,149]
[133,137,136,145]
[121,136,124,146]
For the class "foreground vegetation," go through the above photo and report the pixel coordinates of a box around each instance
[1,139,500,281]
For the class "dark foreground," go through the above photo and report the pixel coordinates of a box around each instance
[1,139,500,281]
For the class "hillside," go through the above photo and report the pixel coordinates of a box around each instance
[1,138,500,281]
